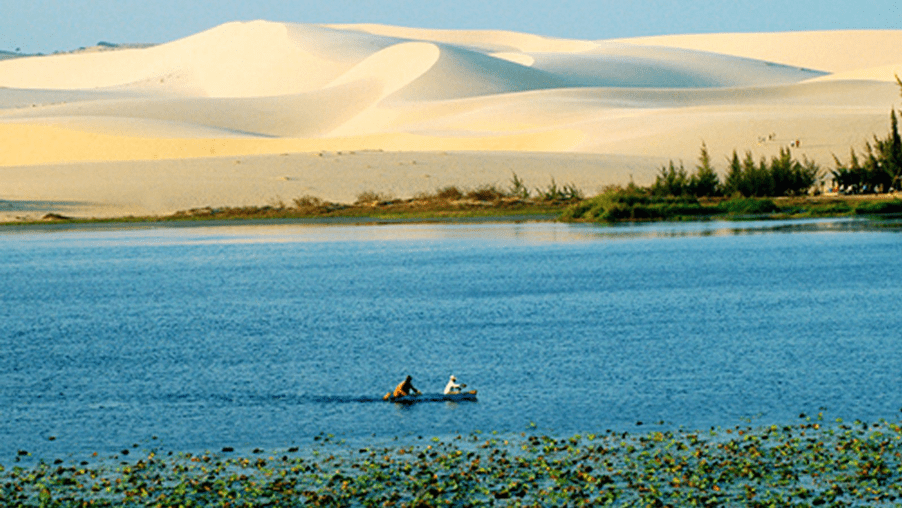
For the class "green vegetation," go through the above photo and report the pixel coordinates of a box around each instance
[830,81,902,194]
[4,417,902,506]
[716,197,779,215]
[2,173,582,226]
[649,142,722,198]
[561,185,902,223]
[564,104,902,222]
[561,187,714,222]
[651,143,821,199]
[851,199,902,216]
[184,173,580,220]
[725,147,821,198]
[831,109,902,194]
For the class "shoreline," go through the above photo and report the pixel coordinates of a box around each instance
[2,193,901,231]
[0,213,562,234]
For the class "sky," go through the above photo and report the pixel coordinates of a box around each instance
[1,0,899,54]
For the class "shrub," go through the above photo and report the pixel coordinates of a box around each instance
[692,141,721,197]
[832,109,902,194]
[467,185,505,202]
[559,198,603,221]
[853,199,902,215]
[650,161,690,197]
[561,187,711,222]
[509,172,530,199]
[718,197,779,215]
[355,190,392,204]
[293,195,324,208]
[652,143,723,197]
[435,186,464,200]
[807,202,852,216]
[536,178,583,202]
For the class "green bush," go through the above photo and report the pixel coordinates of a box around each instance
[651,143,722,197]
[853,199,902,215]
[718,198,779,215]
[536,177,583,202]
[832,109,902,194]
[562,188,712,222]
[807,202,852,216]
[508,172,531,199]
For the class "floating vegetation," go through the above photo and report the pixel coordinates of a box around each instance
[3,417,902,506]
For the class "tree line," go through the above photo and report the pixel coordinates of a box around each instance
[831,109,902,194]
[650,143,821,198]
[650,78,902,198]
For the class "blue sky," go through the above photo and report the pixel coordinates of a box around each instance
[1,0,899,54]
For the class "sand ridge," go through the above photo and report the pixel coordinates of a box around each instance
[0,21,900,219]
[617,30,902,77]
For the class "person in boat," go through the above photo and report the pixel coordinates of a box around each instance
[391,375,421,398]
[443,375,466,395]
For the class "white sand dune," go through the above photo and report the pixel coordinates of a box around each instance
[618,30,902,76]
[0,21,900,219]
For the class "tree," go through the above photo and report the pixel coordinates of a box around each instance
[796,156,821,195]
[769,147,795,196]
[831,148,861,192]
[833,108,902,193]
[766,147,818,196]
[723,150,743,196]
[650,160,689,196]
[737,152,774,197]
[690,142,721,197]
[888,109,902,188]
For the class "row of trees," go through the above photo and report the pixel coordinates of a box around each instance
[651,114,902,198]
[650,78,902,198]
[650,143,820,198]
[831,109,902,194]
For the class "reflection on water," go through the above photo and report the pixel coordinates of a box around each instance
[4,216,897,245]
[1,218,901,461]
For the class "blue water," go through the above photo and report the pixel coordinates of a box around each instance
[2,219,901,462]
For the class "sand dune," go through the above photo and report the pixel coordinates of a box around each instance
[618,30,902,76]
[0,22,400,97]
[0,21,900,219]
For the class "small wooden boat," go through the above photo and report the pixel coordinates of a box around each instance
[383,390,477,403]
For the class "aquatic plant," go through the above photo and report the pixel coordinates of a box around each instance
[3,417,901,506]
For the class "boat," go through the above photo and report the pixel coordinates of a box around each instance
[383,390,477,403]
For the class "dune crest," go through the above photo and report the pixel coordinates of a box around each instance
[618,30,902,75]
[326,23,599,53]
[1,21,900,219]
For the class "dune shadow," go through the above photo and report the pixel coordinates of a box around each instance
[0,200,94,214]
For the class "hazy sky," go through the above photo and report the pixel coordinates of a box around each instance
[2,0,899,54]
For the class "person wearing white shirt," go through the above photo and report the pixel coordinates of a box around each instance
[443,375,466,395]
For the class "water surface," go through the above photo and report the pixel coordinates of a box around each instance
[2,218,900,461]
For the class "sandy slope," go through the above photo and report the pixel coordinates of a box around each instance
[618,30,902,77]
[0,21,900,220]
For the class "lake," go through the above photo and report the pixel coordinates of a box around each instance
[2,218,901,462]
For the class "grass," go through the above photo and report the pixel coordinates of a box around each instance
[4,416,902,506]
[0,174,580,227]
[560,186,902,223]
[5,177,902,227]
